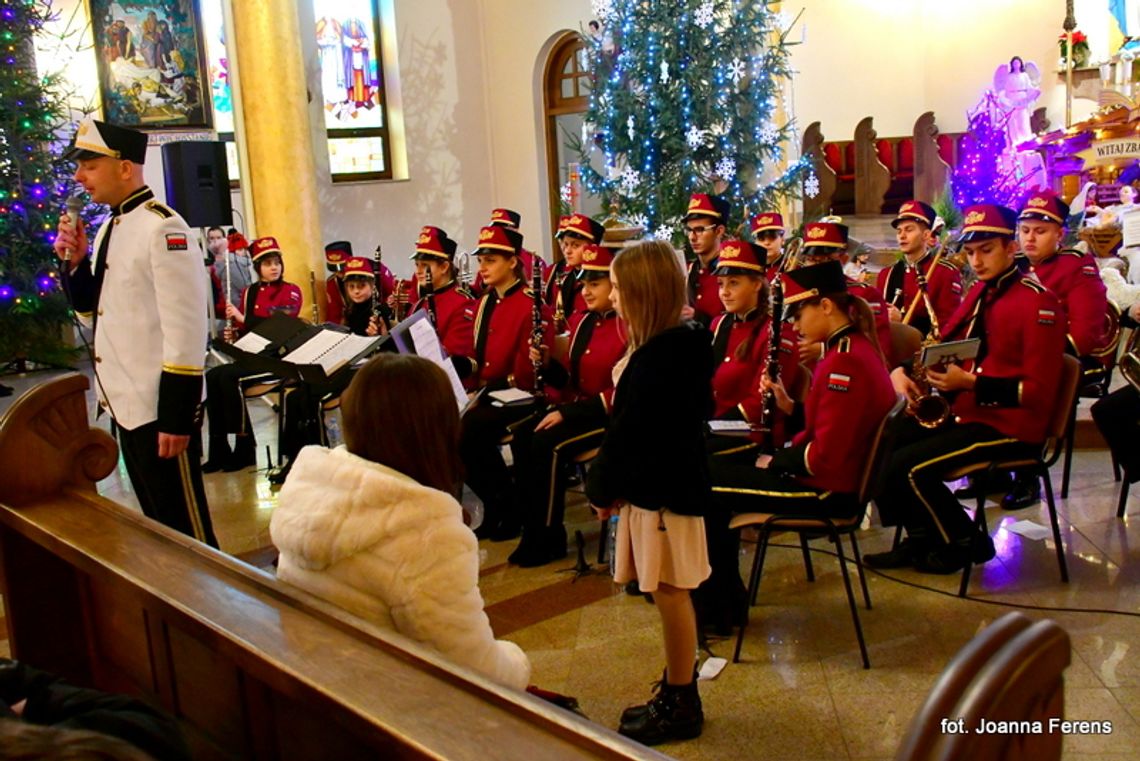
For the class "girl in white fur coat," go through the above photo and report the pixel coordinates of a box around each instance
[270,354,531,690]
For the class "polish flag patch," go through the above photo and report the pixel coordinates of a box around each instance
[165,233,188,251]
[827,372,851,392]
[1038,308,1056,325]
[951,282,962,294]
[1082,265,1097,277]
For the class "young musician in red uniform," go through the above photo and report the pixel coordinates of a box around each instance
[324,240,395,325]
[204,237,303,472]
[469,208,548,296]
[508,243,628,567]
[709,260,895,518]
[551,213,605,334]
[696,240,801,634]
[866,205,1067,574]
[339,257,384,336]
[543,215,572,305]
[797,221,893,365]
[458,225,554,539]
[995,190,1111,509]
[408,225,475,364]
[750,212,787,280]
[877,200,963,337]
[682,193,729,327]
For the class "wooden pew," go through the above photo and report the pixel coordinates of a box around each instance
[913,111,951,206]
[802,121,839,218]
[0,374,667,761]
[854,117,892,215]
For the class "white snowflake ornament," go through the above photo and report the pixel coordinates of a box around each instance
[591,0,615,22]
[654,224,676,241]
[727,57,746,85]
[804,173,820,199]
[686,125,707,149]
[619,167,641,195]
[694,1,714,29]
[759,122,779,144]
[660,61,670,84]
[715,157,736,182]
[630,213,649,230]
[560,182,573,204]
[627,115,635,140]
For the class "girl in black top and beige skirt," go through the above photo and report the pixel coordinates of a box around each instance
[585,240,715,746]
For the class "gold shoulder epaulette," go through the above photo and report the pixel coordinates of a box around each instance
[1019,277,1047,293]
[936,258,959,270]
[144,200,173,219]
[836,336,852,353]
[1058,248,1084,258]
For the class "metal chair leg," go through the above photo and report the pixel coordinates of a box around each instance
[959,490,986,598]
[1060,401,1077,499]
[1119,479,1131,520]
[891,523,904,550]
[849,533,872,610]
[800,535,815,582]
[833,528,870,669]
[1041,469,1069,584]
[735,526,771,662]
[1112,451,1121,483]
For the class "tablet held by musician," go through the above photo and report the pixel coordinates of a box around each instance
[508,243,627,567]
[458,225,554,540]
[878,200,963,337]
[867,204,1067,575]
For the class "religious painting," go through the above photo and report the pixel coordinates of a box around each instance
[313,0,387,131]
[88,0,212,129]
[198,0,232,134]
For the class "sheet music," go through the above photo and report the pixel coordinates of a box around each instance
[408,318,468,410]
[232,331,270,353]
[489,388,534,405]
[282,330,377,374]
[1123,207,1140,249]
[708,420,751,432]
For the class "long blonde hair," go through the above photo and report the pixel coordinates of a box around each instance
[611,240,686,349]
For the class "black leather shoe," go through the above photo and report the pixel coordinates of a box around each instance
[619,680,703,745]
[954,472,1013,500]
[914,544,969,575]
[1001,477,1041,510]
[489,521,522,542]
[863,537,924,569]
[620,667,700,725]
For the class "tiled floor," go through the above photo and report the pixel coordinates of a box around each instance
[3,368,1139,760]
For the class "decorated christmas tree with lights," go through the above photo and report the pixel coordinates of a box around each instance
[950,92,1031,210]
[574,0,812,240]
[0,0,79,369]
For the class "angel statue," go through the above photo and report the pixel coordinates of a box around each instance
[994,56,1042,149]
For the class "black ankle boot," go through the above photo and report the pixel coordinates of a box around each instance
[224,433,257,472]
[202,435,232,473]
[619,679,703,745]
[620,666,699,725]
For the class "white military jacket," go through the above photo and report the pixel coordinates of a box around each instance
[66,187,208,432]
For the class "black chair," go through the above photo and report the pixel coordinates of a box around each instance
[1060,302,1120,499]
[728,395,907,669]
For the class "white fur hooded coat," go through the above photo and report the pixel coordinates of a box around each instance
[270,445,531,690]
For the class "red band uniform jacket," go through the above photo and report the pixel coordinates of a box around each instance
[688,259,723,326]
[466,280,554,391]
[876,251,963,336]
[1024,248,1109,358]
[770,326,896,494]
[941,266,1067,444]
[410,279,476,362]
[542,310,627,421]
[237,281,304,335]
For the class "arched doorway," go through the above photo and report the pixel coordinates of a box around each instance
[541,31,603,252]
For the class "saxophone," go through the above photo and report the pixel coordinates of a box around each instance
[907,251,951,429]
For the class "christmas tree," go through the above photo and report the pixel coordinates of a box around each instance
[0,0,79,369]
[574,0,811,240]
[950,92,1030,210]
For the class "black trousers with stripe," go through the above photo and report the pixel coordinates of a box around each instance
[117,419,218,548]
[204,363,274,436]
[875,418,1036,545]
[509,409,607,534]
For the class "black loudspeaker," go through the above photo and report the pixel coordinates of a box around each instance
[161,141,232,228]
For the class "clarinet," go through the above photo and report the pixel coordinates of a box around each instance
[531,262,545,405]
[757,274,785,455]
[372,244,391,332]
[308,272,320,323]
[424,262,438,326]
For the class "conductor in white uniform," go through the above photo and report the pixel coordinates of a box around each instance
[54,118,217,547]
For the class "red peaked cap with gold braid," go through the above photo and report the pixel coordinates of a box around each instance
[1018,191,1070,226]
[802,221,849,250]
[782,259,848,308]
[474,225,523,256]
[554,215,572,239]
[412,225,458,260]
[714,240,767,276]
[343,256,376,279]
[324,240,352,268]
[489,208,522,228]
[251,236,283,264]
[562,213,606,244]
[683,193,731,222]
[579,244,615,279]
[891,200,936,229]
[750,212,785,235]
[959,204,1018,242]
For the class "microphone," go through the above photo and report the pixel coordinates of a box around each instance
[62,188,85,261]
